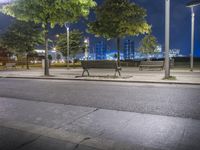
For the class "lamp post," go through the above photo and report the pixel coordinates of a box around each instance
[64,22,70,69]
[165,0,170,79]
[186,0,200,72]
[84,38,89,60]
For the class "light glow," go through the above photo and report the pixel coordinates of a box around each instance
[0,0,12,4]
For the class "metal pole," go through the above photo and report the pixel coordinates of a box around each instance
[85,46,88,60]
[190,7,195,71]
[67,26,70,69]
[93,47,95,60]
[165,0,170,78]
[84,38,89,60]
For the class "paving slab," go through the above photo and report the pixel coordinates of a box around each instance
[0,97,96,129]
[0,126,99,150]
[0,67,200,85]
[0,127,40,150]
[0,97,200,150]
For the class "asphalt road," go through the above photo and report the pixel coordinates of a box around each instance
[0,78,200,120]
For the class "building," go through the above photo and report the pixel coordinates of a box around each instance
[123,40,135,60]
[155,44,162,53]
[95,41,107,60]
[34,49,65,63]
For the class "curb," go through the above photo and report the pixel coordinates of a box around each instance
[1,76,200,85]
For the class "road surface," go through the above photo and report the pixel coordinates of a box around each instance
[0,78,199,119]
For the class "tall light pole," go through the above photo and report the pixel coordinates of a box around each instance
[186,0,200,72]
[84,38,89,60]
[64,22,70,69]
[165,0,170,78]
[190,7,195,71]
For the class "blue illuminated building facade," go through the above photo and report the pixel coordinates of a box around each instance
[123,40,135,60]
[95,41,107,60]
[93,40,135,60]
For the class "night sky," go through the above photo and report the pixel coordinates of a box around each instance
[0,0,200,57]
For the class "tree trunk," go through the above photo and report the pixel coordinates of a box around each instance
[147,54,151,61]
[72,58,75,69]
[26,53,29,70]
[117,37,120,66]
[44,24,49,76]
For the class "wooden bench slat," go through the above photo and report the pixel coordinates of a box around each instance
[139,61,164,71]
[5,62,17,69]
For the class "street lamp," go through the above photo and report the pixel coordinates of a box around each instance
[56,34,59,38]
[186,0,200,72]
[165,0,170,78]
[64,22,70,69]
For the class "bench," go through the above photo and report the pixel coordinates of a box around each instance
[139,61,164,71]
[81,60,121,77]
[5,62,17,69]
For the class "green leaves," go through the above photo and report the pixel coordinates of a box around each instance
[0,20,43,55]
[1,0,96,27]
[56,29,83,58]
[88,0,151,39]
[0,0,95,74]
[139,34,159,54]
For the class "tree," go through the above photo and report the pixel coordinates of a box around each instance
[89,0,150,64]
[56,29,84,66]
[1,0,96,76]
[138,34,159,59]
[0,20,43,69]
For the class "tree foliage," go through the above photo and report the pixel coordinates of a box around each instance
[88,0,150,38]
[56,29,83,59]
[88,0,150,63]
[0,20,43,69]
[0,0,96,75]
[139,34,159,54]
[0,20,43,54]
[1,0,96,28]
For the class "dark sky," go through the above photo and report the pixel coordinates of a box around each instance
[0,0,200,56]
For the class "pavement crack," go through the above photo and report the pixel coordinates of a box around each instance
[73,137,91,150]
[15,135,41,150]
[176,127,186,149]
[94,129,105,138]
[66,108,99,126]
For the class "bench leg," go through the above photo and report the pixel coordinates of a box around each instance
[115,69,121,77]
[86,70,90,76]
[114,71,116,77]
[118,70,121,76]
[82,69,89,77]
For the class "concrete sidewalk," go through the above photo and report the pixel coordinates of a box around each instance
[0,126,98,150]
[0,67,200,85]
[1,97,200,150]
